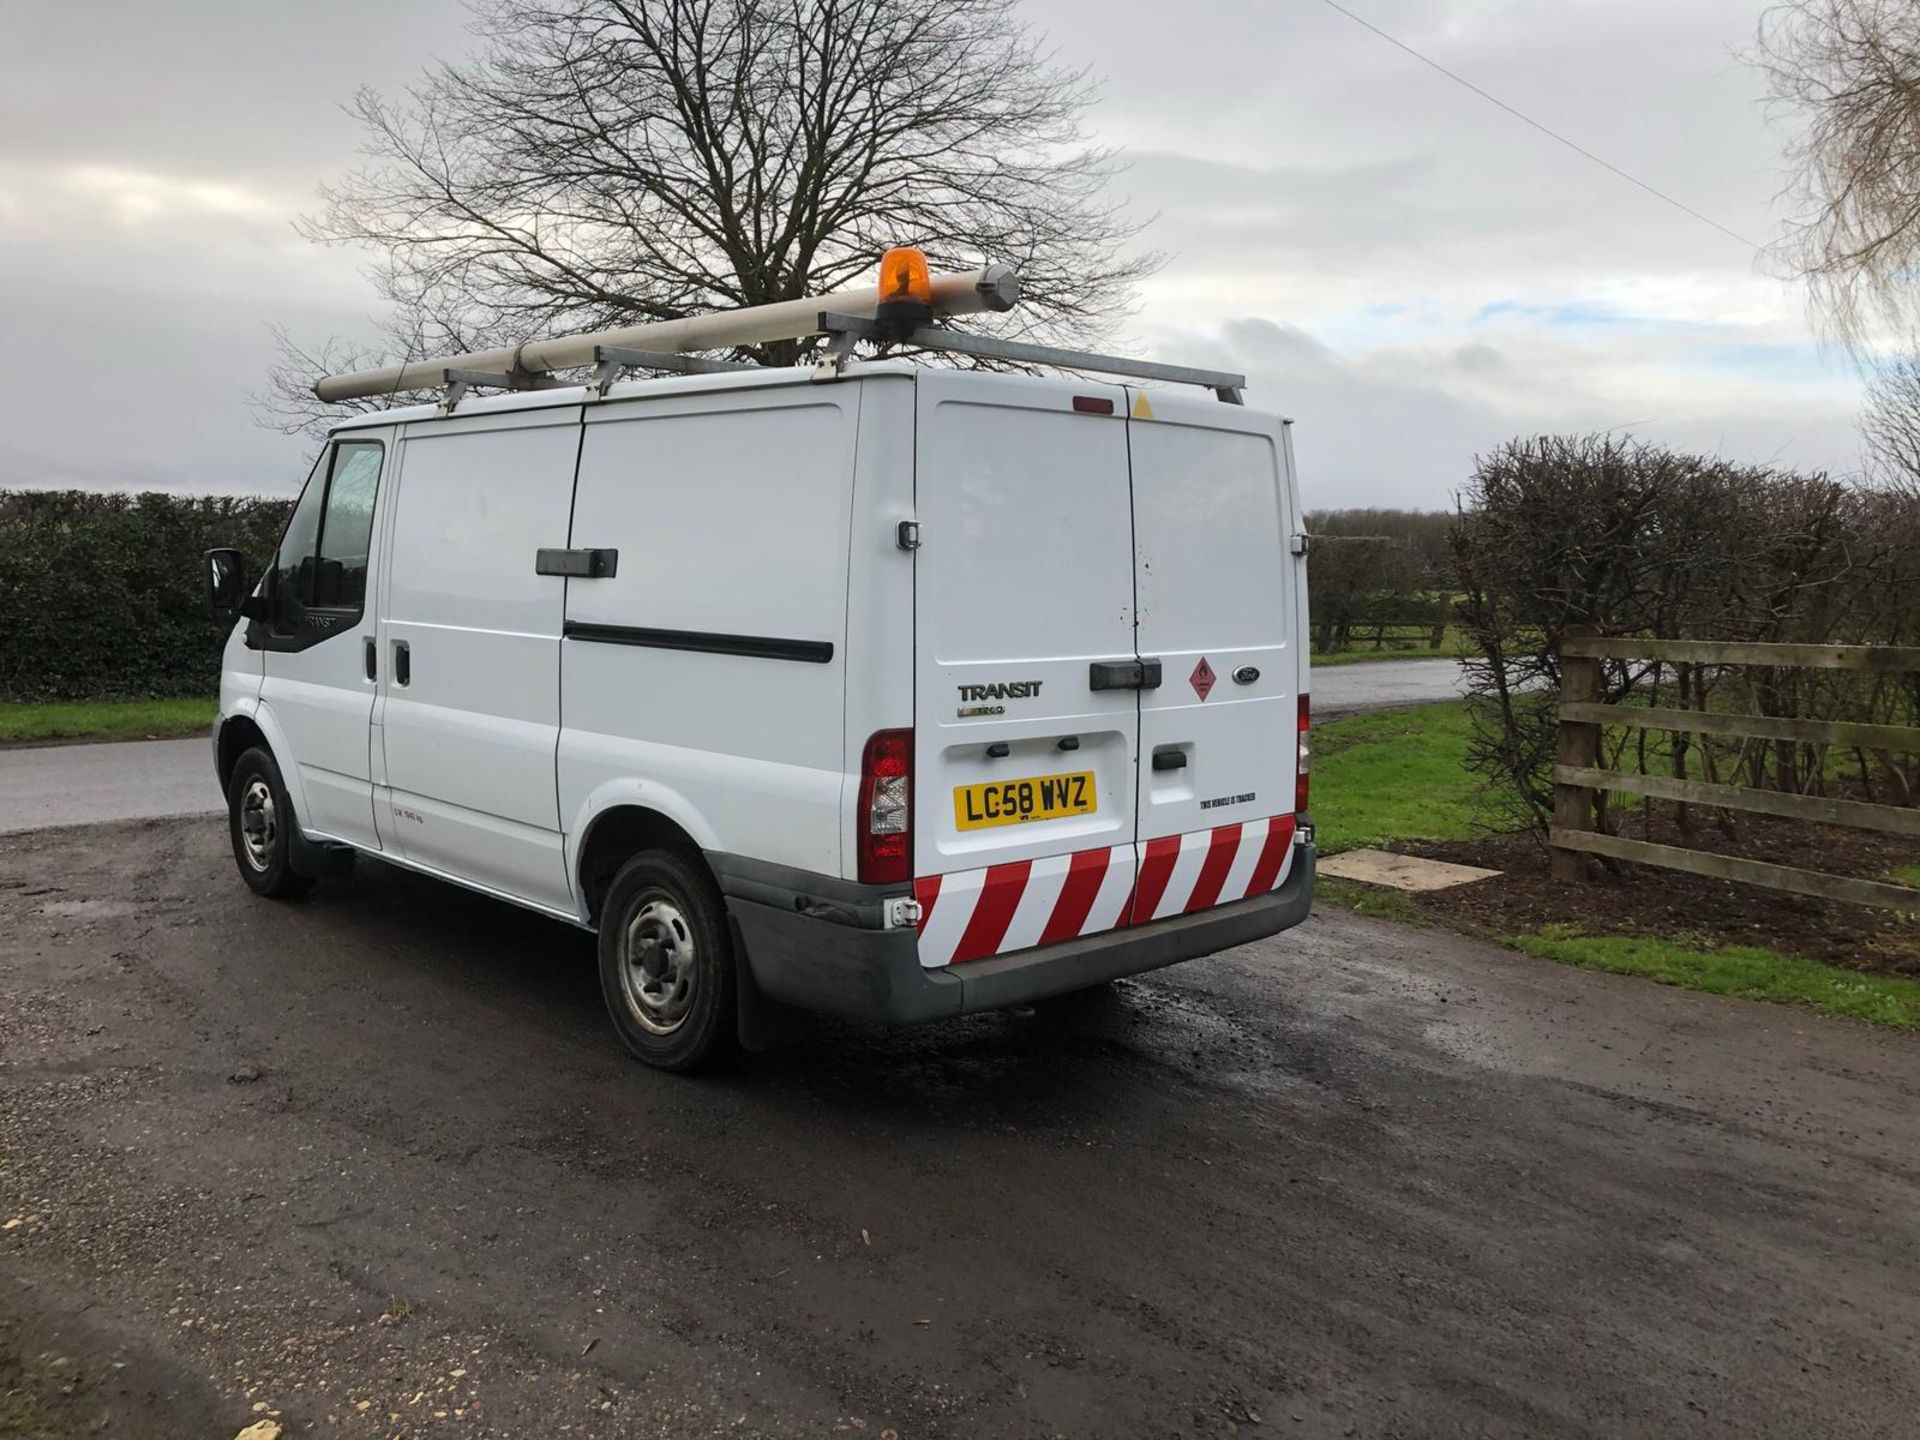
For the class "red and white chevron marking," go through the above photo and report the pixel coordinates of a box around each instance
[913,814,1297,969]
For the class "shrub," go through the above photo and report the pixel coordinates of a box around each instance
[0,490,292,701]
[1449,436,1920,832]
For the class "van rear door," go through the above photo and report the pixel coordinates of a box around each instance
[1125,389,1302,920]
[910,374,1140,968]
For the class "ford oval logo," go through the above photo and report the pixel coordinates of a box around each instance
[1232,665,1260,685]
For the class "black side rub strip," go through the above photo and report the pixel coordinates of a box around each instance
[564,621,834,664]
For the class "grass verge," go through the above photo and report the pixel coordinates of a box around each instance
[1311,700,1480,853]
[1315,877,1427,925]
[0,697,216,745]
[1513,925,1920,1031]
[1311,701,1920,1030]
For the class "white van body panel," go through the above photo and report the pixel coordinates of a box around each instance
[557,380,863,881]
[837,375,919,873]
[256,441,390,852]
[908,372,1142,965]
[376,405,579,913]
[1127,387,1303,914]
[217,618,264,715]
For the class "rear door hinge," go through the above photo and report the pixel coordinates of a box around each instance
[1290,533,1312,557]
[896,519,922,552]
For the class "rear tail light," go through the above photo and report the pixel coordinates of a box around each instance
[1295,695,1310,815]
[858,728,913,884]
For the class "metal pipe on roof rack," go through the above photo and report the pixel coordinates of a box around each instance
[312,263,1021,403]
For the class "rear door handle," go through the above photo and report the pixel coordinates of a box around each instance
[1152,749,1188,772]
[1089,658,1163,691]
[393,639,411,687]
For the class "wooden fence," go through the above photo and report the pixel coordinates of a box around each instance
[1550,634,1920,910]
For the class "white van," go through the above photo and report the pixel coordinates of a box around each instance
[206,268,1314,1070]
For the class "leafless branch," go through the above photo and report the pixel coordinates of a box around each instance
[258,0,1162,437]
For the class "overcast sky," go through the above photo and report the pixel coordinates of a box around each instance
[1,0,1862,509]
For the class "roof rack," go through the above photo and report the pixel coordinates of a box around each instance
[313,252,1248,411]
[811,314,1244,404]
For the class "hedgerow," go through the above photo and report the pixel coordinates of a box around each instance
[0,490,291,701]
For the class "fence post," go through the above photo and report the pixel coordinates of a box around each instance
[1551,627,1603,882]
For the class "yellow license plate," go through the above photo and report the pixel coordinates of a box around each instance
[953,772,1097,831]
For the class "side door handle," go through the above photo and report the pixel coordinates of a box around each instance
[393,639,411,687]
[1089,658,1163,691]
[535,547,619,578]
[364,637,377,682]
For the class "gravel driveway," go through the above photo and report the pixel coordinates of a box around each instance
[2,817,1915,1438]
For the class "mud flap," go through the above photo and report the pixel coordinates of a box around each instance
[729,914,810,1052]
[288,825,356,880]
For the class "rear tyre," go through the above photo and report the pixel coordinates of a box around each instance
[226,746,314,900]
[597,849,737,1073]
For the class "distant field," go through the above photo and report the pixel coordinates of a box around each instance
[0,697,215,745]
[1311,627,1474,666]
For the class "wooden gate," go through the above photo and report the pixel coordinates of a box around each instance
[1550,635,1920,910]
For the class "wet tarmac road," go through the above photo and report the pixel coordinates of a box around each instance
[2,818,1917,1438]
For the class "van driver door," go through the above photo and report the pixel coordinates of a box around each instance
[254,438,388,852]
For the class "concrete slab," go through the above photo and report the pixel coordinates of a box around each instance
[1320,847,1500,891]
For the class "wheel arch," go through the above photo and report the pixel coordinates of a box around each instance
[214,701,315,837]
[574,803,718,928]
[216,713,269,792]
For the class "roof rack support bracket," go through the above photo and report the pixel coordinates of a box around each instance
[592,346,756,397]
[811,314,872,383]
[437,366,567,415]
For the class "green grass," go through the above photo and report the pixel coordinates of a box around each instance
[0,697,216,745]
[1514,925,1920,1030]
[1315,877,1428,925]
[1306,701,1920,1030]
[1311,700,1480,853]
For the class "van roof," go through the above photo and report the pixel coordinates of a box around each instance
[326,357,926,434]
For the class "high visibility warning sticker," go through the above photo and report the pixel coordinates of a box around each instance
[1190,656,1216,701]
[1132,392,1155,421]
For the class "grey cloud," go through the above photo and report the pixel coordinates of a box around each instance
[1154,314,1864,509]
[0,0,1866,501]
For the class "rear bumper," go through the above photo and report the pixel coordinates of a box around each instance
[726,845,1315,1025]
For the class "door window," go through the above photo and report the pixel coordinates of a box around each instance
[312,443,382,608]
[266,440,384,641]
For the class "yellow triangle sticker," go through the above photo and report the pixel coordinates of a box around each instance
[1132,392,1155,421]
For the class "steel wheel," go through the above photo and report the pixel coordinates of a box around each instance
[225,745,313,900]
[618,892,698,1035]
[596,849,736,1071]
[238,776,277,873]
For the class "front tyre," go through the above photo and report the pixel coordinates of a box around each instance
[226,746,314,900]
[597,849,736,1072]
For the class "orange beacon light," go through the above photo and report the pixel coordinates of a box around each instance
[874,245,934,337]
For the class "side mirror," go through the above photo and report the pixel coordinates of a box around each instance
[205,548,253,624]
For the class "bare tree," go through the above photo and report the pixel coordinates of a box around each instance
[1863,353,1920,481]
[1758,0,1920,347]
[261,0,1159,435]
